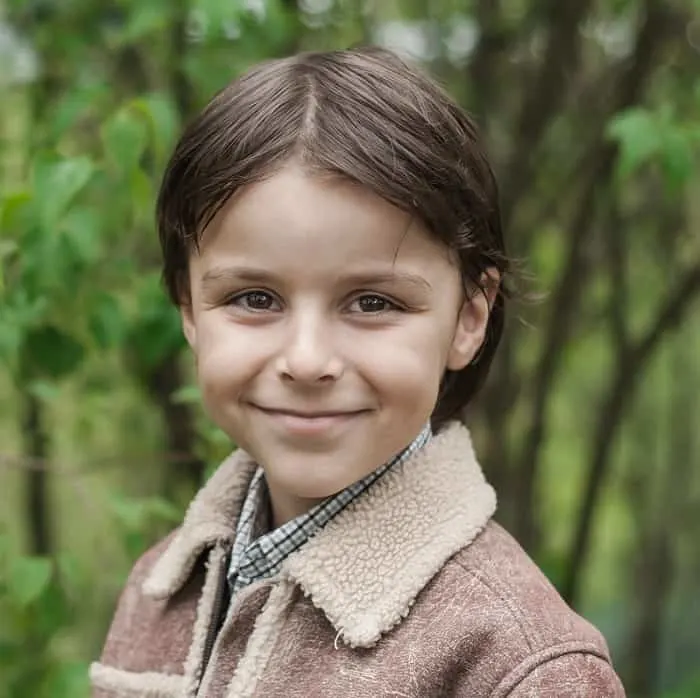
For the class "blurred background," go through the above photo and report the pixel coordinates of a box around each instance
[1,0,699,696]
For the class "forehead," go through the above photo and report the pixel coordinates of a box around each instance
[194,164,456,276]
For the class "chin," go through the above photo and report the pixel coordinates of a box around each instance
[273,456,369,496]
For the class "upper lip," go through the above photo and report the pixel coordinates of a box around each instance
[253,405,368,418]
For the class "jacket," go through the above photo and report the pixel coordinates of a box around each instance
[90,422,626,697]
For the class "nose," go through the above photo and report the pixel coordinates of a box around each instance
[275,314,344,383]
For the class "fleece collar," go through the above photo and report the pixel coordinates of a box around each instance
[143,421,496,647]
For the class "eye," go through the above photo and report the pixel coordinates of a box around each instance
[228,290,280,312]
[349,294,400,313]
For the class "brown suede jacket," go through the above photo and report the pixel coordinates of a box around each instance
[91,422,626,697]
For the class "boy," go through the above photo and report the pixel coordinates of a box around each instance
[91,47,625,697]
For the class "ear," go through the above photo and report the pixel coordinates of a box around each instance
[180,303,197,352]
[446,269,499,371]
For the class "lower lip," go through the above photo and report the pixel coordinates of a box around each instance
[254,408,366,435]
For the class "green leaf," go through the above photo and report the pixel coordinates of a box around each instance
[606,108,661,179]
[144,497,183,524]
[0,190,32,233]
[7,556,53,607]
[22,326,86,379]
[123,2,172,42]
[108,494,148,531]
[42,660,91,698]
[33,157,95,231]
[88,293,125,349]
[60,207,102,265]
[131,93,179,164]
[171,384,201,405]
[0,240,18,294]
[27,380,61,403]
[661,128,695,191]
[128,279,184,370]
[130,167,154,215]
[49,83,107,139]
[101,107,149,174]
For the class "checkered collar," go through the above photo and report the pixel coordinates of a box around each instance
[227,424,432,595]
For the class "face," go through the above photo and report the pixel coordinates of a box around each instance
[182,163,492,526]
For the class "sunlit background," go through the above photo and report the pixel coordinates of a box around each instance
[1,1,699,696]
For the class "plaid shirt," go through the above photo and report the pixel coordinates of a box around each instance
[227,424,432,596]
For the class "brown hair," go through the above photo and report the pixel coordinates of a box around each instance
[156,46,510,429]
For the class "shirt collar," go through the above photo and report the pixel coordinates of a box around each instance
[227,423,432,594]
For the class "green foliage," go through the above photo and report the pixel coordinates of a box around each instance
[607,106,700,191]
[107,493,182,559]
[0,531,89,698]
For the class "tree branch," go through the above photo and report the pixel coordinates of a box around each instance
[500,0,595,234]
[468,0,507,121]
[510,0,676,551]
[606,204,630,355]
[562,259,700,605]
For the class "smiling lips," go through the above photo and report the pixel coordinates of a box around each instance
[252,404,369,434]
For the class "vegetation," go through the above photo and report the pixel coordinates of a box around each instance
[1,1,699,696]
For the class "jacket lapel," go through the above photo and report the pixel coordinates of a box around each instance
[143,422,496,649]
[143,448,258,599]
[281,422,496,647]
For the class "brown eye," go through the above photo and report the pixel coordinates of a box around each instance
[245,291,274,309]
[229,290,280,311]
[352,294,398,313]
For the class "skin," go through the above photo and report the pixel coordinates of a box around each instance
[181,163,495,528]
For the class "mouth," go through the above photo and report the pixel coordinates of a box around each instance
[250,404,370,434]
[252,405,369,419]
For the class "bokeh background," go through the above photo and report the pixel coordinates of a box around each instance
[1,1,699,696]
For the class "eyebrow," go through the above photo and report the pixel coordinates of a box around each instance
[200,266,432,292]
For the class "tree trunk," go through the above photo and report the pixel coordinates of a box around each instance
[22,391,51,556]
[144,353,205,497]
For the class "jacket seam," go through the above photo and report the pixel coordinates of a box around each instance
[490,643,612,698]
[451,558,537,653]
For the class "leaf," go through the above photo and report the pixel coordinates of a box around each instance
[88,293,125,349]
[0,190,32,233]
[131,93,179,164]
[660,128,695,192]
[108,494,148,531]
[42,661,91,698]
[128,280,185,370]
[7,556,53,607]
[144,497,183,524]
[606,108,661,180]
[33,157,95,231]
[101,107,149,175]
[108,494,180,532]
[49,83,107,139]
[129,167,154,215]
[0,240,18,294]
[123,2,172,42]
[27,380,61,403]
[171,384,202,405]
[60,207,102,265]
[22,325,86,379]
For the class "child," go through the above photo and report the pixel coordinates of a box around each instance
[91,47,625,697]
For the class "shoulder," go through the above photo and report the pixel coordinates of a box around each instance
[114,529,181,607]
[444,521,607,652]
[423,521,625,696]
[99,529,188,665]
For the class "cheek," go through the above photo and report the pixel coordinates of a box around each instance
[356,327,449,407]
[191,320,263,396]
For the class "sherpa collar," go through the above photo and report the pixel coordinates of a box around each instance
[143,421,496,647]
